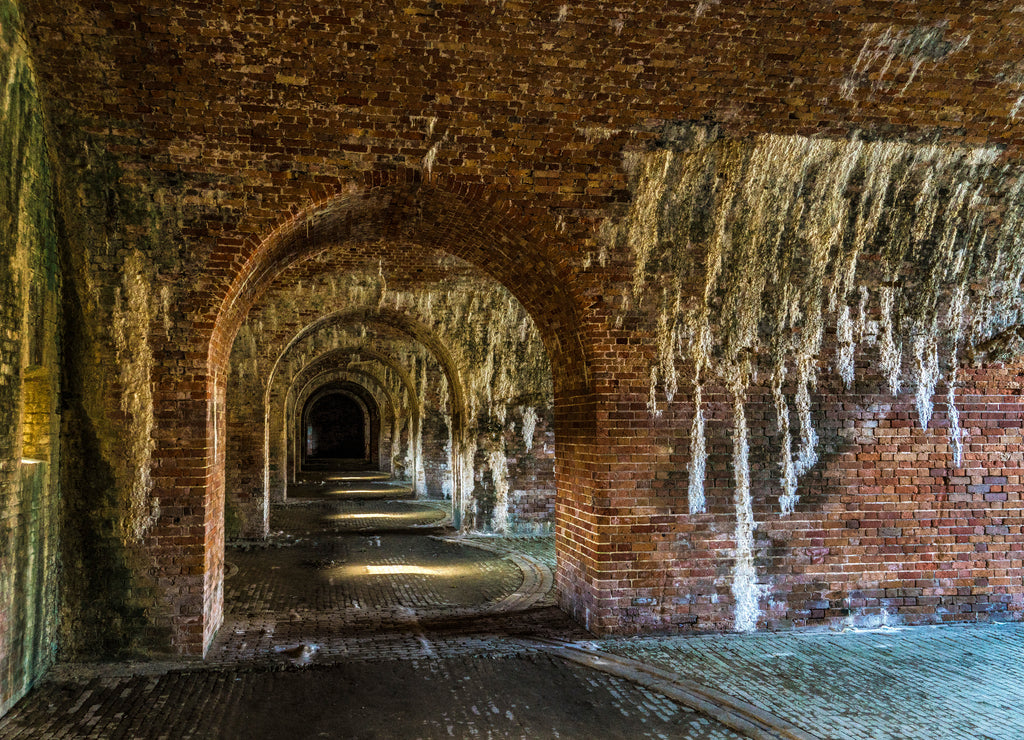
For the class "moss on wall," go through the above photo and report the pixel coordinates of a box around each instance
[0,0,61,715]
[0,0,169,677]
[57,274,153,660]
[614,124,1024,631]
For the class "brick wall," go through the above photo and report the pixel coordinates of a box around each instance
[9,0,1023,658]
[0,0,62,713]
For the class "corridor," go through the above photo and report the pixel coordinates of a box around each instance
[0,473,743,739]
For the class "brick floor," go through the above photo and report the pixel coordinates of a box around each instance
[0,491,742,739]
[592,624,1024,740]
[0,655,745,740]
[3,485,1021,739]
[267,498,446,535]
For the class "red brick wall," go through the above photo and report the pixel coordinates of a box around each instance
[16,1,1024,654]
[576,360,1024,634]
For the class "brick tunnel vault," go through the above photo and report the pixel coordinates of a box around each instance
[157,176,599,656]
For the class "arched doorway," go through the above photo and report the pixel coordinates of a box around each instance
[287,369,397,487]
[161,176,593,655]
[264,313,466,517]
[303,391,368,464]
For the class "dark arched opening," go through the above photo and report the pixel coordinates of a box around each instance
[303,392,369,464]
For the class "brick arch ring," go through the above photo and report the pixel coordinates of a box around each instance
[297,382,379,473]
[288,368,402,487]
[266,311,470,522]
[280,347,422,500]
[159,175,595,655]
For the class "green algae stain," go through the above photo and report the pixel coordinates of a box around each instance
[0,0,63,716]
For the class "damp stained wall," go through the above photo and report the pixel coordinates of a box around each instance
[0,0,60,714]
[4,0,1024,663]
[603,125,1024,632]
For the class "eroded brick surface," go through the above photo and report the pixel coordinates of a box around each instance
[1,0,1023,680]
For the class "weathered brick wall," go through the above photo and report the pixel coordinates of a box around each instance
[7,0,1022,659]
[758,364,1023,628]
[575,358,1024,633]
[0,0,62,713]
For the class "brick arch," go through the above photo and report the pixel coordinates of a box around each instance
[226,334,424,538]
[263,309,476,517]
[275,346,423,501]
[298,383,378,469]
[290,369,400,477]
[159,175,601,656]
[208,174,590,395]
[266,306,468,428]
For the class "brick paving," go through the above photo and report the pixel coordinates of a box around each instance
[209,496,554,669]
[268,499,446,535]
[593,623,1024,740]
[0,655,746,740]
[0,488,742,739]
[3,484,1022,739]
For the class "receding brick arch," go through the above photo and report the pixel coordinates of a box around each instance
[299,383,377,468]
[272,338,451,493]
[281,348,419,495]
[229,344,425,538]
[282,340,477,523]
[266,306,468,428]
[156,176,597,656]
[291,370,398,477]
[208,175,590,393]
[227,339,420,537]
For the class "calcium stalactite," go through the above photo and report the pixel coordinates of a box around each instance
[520,406,537,451]
[687,321,712,515]
[438,374,455,499]
[687,382,706,515]
[459,437,477,530]
[488,448,510,533]
[841,23,970,100]
[772,367,798,517]
[913,330,941,431]
[945,286,968,467]
[878,287,901,394]
[619,126,1024,631]
[836,305,855,389]
[415,356,427,497]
